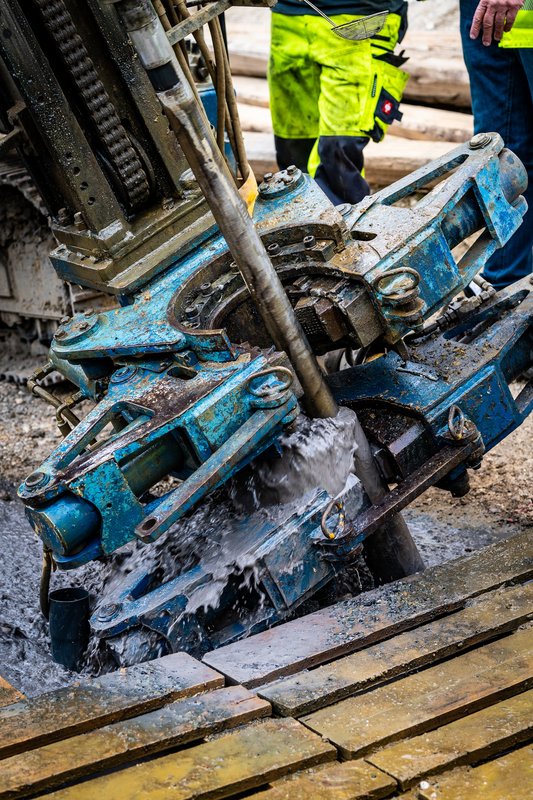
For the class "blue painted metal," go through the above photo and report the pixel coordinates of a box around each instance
[17,132,532,659]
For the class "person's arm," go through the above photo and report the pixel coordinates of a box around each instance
[470,0,523,46]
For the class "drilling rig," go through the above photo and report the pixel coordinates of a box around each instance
[0,0,531,666]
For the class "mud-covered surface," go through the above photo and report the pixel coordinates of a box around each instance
[0,380,531,697]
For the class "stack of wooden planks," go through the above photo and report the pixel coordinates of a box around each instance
[0,530,531,799]
[224,9,475,188]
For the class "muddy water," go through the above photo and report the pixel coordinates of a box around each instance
[0,403,527,697]
[0,410,362,694]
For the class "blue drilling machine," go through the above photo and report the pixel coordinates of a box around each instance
[0,0,531,666]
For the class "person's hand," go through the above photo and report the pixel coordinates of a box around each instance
[470,0,523,46]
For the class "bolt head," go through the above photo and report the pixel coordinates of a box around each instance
[110,366,137,384]
[287,164,297,175]
[469,133,492,150]
[303,235,316,249]
[267,243,280,255]
[25,471,49,490]
[263,172,273,182]
[97,602,121,622]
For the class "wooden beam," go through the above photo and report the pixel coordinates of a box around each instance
[302,626,533,759]
[42,719,336,800]
[0,686,270,799]
[0,653,223,760]
[203,532,533,687]
[259,582,533,716]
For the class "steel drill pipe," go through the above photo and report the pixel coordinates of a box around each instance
[109,0,336,418]
[110,0,422,578]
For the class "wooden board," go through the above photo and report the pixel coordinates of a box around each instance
[226,28,470,109]
[249,761,396,800]
[234,78,473,144]
[0,678,24,709]
[0,652,222,759]
[43,718,336,800]
[259,582,533,715]
[244,131,459,187]
[0,685,270,800]
[401,745,533,800]
[203,531,533,687]
[367,690,533,790]
[302,625,533,759]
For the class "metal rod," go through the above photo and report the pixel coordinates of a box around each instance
[112,1,421,575]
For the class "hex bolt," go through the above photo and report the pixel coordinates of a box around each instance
[267,243,281,255]
[97,602,122,623]
[303,235,316,249]
[200,282,213,296]
[469,133,492,150]
[83,307,94,317]
[263,172,273,182]
[73,211,86,231]
[282,173,293,184]
[78,321,89,332]
[287,165,297,175]
[60,316,70,325]
[25,471,49,490]
[111,366,138,384]
[55,327,68,341]
[185,304,199,319]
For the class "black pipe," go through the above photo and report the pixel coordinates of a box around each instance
[48,587,90,672]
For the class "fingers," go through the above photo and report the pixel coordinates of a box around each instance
[493,9,507,40]
[470,1,488,40]
[504,6,520,31]
[482,6,496,45]
[470,1,523,45]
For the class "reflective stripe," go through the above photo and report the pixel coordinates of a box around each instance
[499,9,533,48]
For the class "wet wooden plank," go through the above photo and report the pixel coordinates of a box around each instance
[367,690,533,790]
[203,532,533,687]
[249,761,396,800]
[302,625,533,759]
[0,653,223,760]
[0,678,24,709]
[401,745,533,800]
[259,583,533,715]
[43,718,336,800]
[0,685,270,799]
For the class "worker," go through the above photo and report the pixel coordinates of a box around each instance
[460,0,533,288]
[268,0,409,206]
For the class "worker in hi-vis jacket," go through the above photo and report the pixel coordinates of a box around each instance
[460,0,533,288]
[267,0,409,206]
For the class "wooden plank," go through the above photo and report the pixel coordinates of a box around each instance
[249,761,396,800]
[0,678,24,709]
[203,531,533,687]
[244,129,462,187]
[226,32,470,110]
[401,745,533,800]
[244,132,456,187]
[0,685,270,800]
[43,718,336,800]
[235,78,473,144]
[390,105,473,143]
[302,626,533,760]
[234,75,270,108]
[259,583,533,716]
[367,690,533,790]
[238,102,272,133]
[0,652,223,760]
